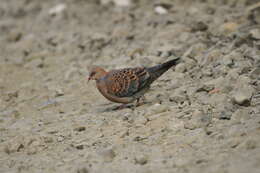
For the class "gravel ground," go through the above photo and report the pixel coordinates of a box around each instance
[0,0,260,173]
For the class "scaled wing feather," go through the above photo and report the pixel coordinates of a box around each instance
[105,68,150,97]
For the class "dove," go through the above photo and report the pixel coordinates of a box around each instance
[88,58,180,109]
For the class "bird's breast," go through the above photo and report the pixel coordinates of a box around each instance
[96,80,133,104]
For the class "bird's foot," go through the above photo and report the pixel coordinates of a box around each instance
[140,95,147,102]
[113,104,131,110]
[135,96,146,107]
[112,96,147,111]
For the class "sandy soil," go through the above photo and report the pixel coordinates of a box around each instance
[0,0,260,172]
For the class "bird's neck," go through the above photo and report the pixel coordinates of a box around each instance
[96,71,107,81]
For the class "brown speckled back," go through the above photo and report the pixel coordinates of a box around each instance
[105,67,150,97]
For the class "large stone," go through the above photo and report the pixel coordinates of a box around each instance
[232,87,254,106]
[250,29,260,40]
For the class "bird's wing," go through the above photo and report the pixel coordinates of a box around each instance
[105,67,151,97]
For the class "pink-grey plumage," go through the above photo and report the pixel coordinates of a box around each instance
[88,58,180,106]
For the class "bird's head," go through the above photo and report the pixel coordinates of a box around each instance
[88,66,107,82]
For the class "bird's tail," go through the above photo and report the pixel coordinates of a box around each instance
[147,57,181,82]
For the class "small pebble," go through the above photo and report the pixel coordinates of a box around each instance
[49,4,67,16]
[220,22,238,34]
[250,29,260,40]
[7,30,22,42]
[57,136,64,142]
[77,167,89,173]
[97,148,116,162]
[134,154,148,165]
[155,6,168,14]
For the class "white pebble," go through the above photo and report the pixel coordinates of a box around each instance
[155,6,168,14]
[49,4,67,16]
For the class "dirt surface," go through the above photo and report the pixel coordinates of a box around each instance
[1,0,260,172]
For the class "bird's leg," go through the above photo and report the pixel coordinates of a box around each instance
[140,95,146,103]
[135,95,146,107]
[115,104,129,110]
[135,98,141,107]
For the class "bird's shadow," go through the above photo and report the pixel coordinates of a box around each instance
[95,101,152,113]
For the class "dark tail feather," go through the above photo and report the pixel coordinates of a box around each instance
[147,57,181,81]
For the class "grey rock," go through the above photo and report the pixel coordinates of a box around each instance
[134,115,148,126]
[97,148,116,162]
[7,30,22,42]
[232,109,250,123]
[184,120,197,130]
[113,0,132,7]
[184,58,197,70]
[48,4,67,16]
[191,21,208,32]
[155,6,168,15]
[204,76,232,93]
[222,54,234,67]
[226,69,240,82]
[219,22,239,35]
[184,110,211,130]
[77,167,89,173]
[155,45,174,58]
[4,142,24,154]
[202,68,213,77]
[213,101,234,120]
[222,51,244,67]
[250,29,260,40]
[134,154,148,165]
[175,63,187,73]
[196,84,214,93]
[169,87,187,103]
[232,88,253,106]
[55,88,65,97]
[218,111,232,120]
[43,136,54,143]
[169,94,187,103]
[244,139,258,150]
[57,136,65,142]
